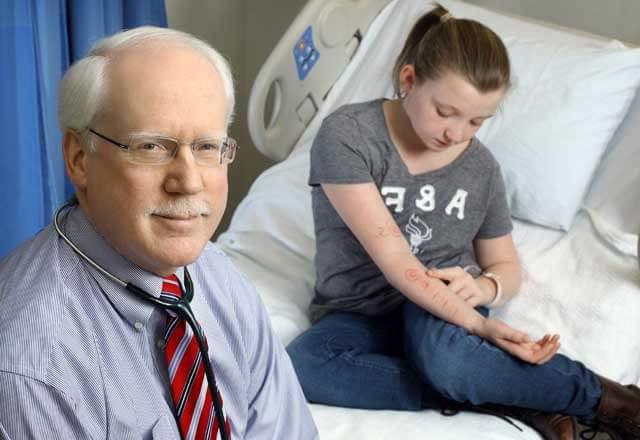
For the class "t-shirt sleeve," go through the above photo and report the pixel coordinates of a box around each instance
[309,111,374,186]
[476,165,513,239]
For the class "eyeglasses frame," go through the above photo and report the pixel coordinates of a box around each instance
[87,128,238,166]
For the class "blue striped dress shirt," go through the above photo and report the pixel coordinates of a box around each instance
[0,206,318,439]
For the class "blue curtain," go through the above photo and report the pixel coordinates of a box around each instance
[0,0,167,258]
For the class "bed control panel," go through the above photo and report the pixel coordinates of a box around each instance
[294,26,320,81]
[249,0,392,161]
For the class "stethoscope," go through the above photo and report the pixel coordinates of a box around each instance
[54,203,230,440]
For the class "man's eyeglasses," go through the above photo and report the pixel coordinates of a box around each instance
[87,128,238,166]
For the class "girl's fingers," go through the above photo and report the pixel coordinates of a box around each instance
[466,298,482,307]
[532,335,549,350]
[447,280,464,294]
[534,336,560,363]
[428,267,463,280]
[426,269,450,281]
[456,287,474,301]
[537,341,560,364]
[494,332,561,364]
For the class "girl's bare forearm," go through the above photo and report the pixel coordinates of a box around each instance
[390,264,485,333]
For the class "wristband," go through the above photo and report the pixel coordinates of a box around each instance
[481,271,503,307]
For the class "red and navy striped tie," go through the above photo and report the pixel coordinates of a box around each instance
[162,274,229,439]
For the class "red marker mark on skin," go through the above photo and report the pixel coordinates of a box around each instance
[405,268,420,282]
[376,223,403,239]
[405,269,463,321]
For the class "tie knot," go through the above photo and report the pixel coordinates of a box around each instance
[161,274,183,300]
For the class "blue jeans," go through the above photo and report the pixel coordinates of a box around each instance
[286,301,601,417]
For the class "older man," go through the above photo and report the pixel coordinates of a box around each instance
[0,27,318,439]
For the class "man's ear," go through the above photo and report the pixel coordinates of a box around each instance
[63,130,89,192]
[398,64,417,97]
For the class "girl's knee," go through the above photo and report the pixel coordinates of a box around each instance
[287,327,365,379]
[404,323,481,399]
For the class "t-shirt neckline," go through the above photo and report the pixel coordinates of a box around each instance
[376,98,478,179]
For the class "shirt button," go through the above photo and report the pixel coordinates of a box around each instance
[157,339,165,349]
[134,321,144,331]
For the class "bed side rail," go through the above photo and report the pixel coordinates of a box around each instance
[248,0,391,161]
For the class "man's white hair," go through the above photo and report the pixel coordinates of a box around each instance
[58,26,235,138]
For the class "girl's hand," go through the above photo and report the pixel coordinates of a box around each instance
[427,267,495,307]
[476,318,561,364]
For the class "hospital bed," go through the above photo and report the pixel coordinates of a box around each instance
[217,0,640,438]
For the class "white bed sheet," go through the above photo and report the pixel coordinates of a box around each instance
[310,403,540,439]
[217,0,640,438]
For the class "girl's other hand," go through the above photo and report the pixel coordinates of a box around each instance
[427,267,494,307]
[476,318,561,364]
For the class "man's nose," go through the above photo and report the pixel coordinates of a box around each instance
[164,146,205,195]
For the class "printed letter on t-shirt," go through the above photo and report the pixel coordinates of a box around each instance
[381,187,406,213]
[416,184,436,212]
[445,189,468,220]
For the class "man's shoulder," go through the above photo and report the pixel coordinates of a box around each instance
[194,242,264,313]
[0,225,79,380]
[196,241,236,276]
[199,240,228,259]
[0,224,69,300]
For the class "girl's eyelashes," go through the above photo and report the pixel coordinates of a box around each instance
[436,106,488,126]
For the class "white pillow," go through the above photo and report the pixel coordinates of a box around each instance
[585,88,640,236]
[475,39,640,229]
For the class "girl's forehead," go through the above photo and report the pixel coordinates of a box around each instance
[424,73,505,115]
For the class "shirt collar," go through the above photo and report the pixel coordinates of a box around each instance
[58,204,186,329]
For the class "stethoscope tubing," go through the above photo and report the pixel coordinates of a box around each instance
[54,204,229,440]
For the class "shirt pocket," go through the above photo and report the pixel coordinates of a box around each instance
[150,415,179,440]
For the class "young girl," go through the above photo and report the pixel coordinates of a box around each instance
[287,5,640,440]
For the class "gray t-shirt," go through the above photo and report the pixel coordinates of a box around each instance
[309,99,512,321]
